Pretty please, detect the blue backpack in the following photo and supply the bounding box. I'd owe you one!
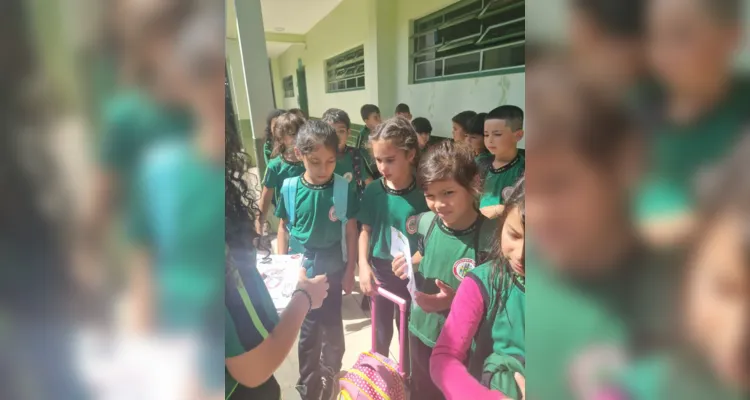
[281,174,350,261]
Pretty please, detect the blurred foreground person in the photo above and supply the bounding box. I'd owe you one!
[0,0,88,398]
[607,135,750,400]
[525,68,678,400]
[636,0,749,247]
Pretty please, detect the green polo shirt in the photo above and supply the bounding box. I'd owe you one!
[263,156,305,205]
[334,146,372,197]
[480,150,525,208]
[409,212,494,347]
[636,77,750,220]
[357,177,429,260]
[225,250,281,399]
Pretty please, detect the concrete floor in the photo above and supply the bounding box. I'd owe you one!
[276,285,404,400]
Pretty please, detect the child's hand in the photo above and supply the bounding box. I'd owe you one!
[414,280,455,313]
[342,268,356,295]
[392,253,408,280]
[358,263,378,296]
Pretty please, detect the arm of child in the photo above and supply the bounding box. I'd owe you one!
[343,218,358,294]
[412,250,423,266]
[225,290,312,388]
[125,247,154,334]
[430,277,504,400]
[277,219,289,255]
[358,224,376,296]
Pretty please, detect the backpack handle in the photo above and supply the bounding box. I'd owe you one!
[370,287,409,378]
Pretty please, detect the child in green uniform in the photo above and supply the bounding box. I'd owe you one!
[479,105,525,219]
[263,109,286,166]
[322,108,373,199]
[637,0,750,247]
[451,110,476,143]
[524,78,672,400]
[357,104,382,179]
[276,120,360,400]
[412,117,433,153]
[607,136,750,400]
[357,117,428,366]
[225,107,330,400]
[258,112,306,235]
[395,103,413,121]
[432,177,525,399]
[392,141,495,399]
[466,112,492,162]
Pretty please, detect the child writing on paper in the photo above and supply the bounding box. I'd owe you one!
[357,117,428,366]
[392,141,495,399]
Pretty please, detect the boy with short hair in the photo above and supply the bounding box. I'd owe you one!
[479,105,525,219]
[395,103,412,121]
[411,117,433,152]
[322,108,373,199]
[357,104,382,178]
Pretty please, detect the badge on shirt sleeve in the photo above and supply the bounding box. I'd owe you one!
[452,258,476,280]
[329,206,338,221]
[406,215,418,235]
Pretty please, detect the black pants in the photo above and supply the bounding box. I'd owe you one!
[409,333,445,400]
[370,258,411,374]
[297,271,345,400]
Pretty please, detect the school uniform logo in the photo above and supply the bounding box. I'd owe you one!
[343,172,353,182]
[406,215,418,234]
[452,258,476,280]
[569,343,628,399]
[502,186,514,202]
[329,206,338,221]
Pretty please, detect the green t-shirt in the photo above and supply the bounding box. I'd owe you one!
[262,140,273,167]
[479,150,525,208]
[636,77,750,220]
[335,146,372,196]
[525,247,678,400]
[357,177,429,260]
[356,126,378,177]
[275,175,359,274]
[263,156,305,204]
[409,212,494,347]
[129,140,224,330]
[225,250,281,399]
[99,90,193,202]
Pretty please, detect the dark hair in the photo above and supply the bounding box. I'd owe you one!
[411,117,433,135]
[697,0,742,23]
[452,111,477,131]
[467,112,488,136]
[288,108,306,119]
[418,140,480,196]
[265,109,286,143]
[395,103,411,114]
[322,108,351,129]
[296,120,340,155]
[571,0,645,38]
[360,104,381,121]
[487,105,524,132]
[272,112,305,157]
[370,117,421,167]
[488,177,526,325]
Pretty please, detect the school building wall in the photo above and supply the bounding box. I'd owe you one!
[270,0,526,141]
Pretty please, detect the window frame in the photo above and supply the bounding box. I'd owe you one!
[282,75,294,98]
[409,0,525,84]
[325,45,366,93]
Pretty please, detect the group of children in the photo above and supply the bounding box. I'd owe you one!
[258,102,526,400]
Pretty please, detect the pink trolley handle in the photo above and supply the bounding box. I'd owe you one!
[370,286,409,378]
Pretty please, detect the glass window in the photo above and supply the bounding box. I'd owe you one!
[326,45,365,92]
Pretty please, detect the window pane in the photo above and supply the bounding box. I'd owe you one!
[440,19,481,44]
[357,76,365,87]
[415,60,442,80]
[482,43,524,70]
[337,81,346,90]
[346,78,356,88]
[444,52,481,75]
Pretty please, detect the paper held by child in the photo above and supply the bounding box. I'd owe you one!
[390,226,417,302]
[256,253,304,312]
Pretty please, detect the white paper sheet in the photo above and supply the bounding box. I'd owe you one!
[390,227,416,302]
[256,253,304,312]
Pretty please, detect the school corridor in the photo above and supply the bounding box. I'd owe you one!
[226,0,527,173]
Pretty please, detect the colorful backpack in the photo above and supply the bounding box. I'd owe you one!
[281,173,349,261]
[338,287,409,400]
